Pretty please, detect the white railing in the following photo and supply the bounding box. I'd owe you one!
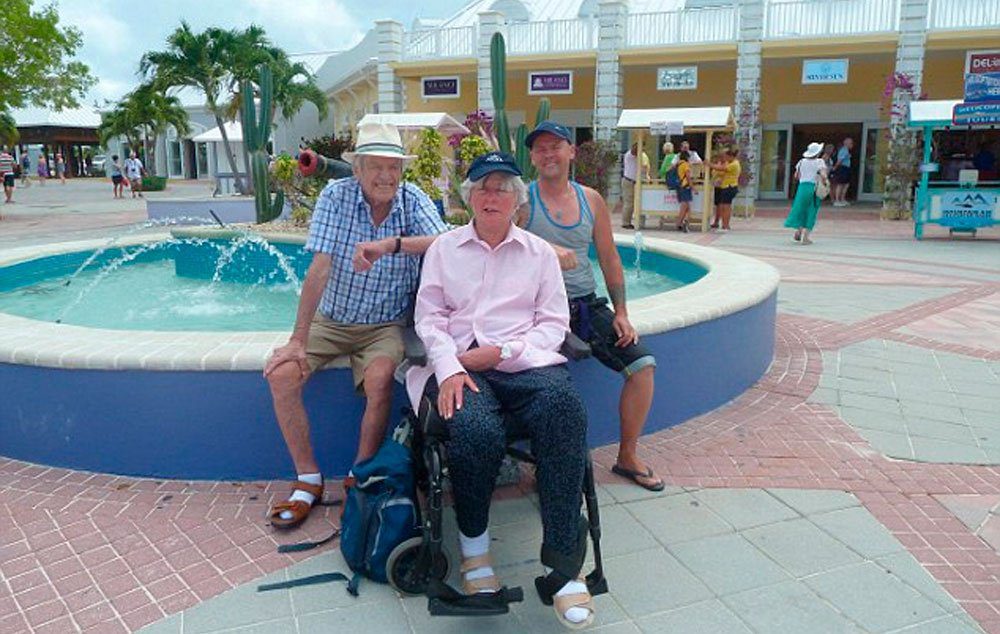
[765,0,898,39]
[402,26,476,60]
[507,18,598,55]
[929,0,1000,30]
[625,6,739,49]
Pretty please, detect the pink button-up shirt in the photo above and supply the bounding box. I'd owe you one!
[405,222,569,408]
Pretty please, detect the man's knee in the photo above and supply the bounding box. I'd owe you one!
[362,357,396,400]
[267,361,308,398]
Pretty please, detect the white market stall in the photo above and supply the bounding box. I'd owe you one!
[191,121,246,195]
[616,107,735,231]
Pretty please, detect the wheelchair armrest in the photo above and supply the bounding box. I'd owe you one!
[560,331,591,360]
[402,327,427,367]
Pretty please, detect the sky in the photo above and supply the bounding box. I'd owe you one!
[55,0,468,107]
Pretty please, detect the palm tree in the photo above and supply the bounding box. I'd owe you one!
[140,22,247,192]
[129,84,191,175]
[97,103,142,155]
[0,111,19,148]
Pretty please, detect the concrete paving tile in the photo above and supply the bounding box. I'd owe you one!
[809,507,906,559]
[838,407,909,433]
[603,549,713,618]
[742,518,863,577]
[507,571,629,633]
[972,427,1000,449]
[181,569,291,634]
[838,354,892,371]
[766,489,860,517]
[837,377,897,399]
[838,365,894,384]
[905,417,978,444]
[489,497,542,528]
[591,504,660,559]
[909,437,989,464]
[668,533,791,595]
[691,488,799,530]
[722,580,864,634]
[285,550,398,616]
[400,593,527,634]
[803,562,946,632]
[885,614,986,633]
[956,394,1000,414]
[900,402,966,425]
[486,519,544,581]
[808,386,839,405]
[602,483,686,505]
[136,614,180,634]
[946,378,1000,398]
[853,429,914,459]
[934,494,1000,532]
[625,493,733,546]
[965,407,1000,427]
[636,599,751,634]
[297,600,410,634]
[892,386,960,407]
[589,623,642,634]
[874,551,965,614]
[840,392,903,414]
[216,618,299,634]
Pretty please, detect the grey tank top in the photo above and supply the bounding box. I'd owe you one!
[525,181,596,299]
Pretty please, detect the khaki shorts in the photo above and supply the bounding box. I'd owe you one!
[306,315,405,388]
[620,177,636,225]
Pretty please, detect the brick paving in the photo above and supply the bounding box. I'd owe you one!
[1,196,999,632]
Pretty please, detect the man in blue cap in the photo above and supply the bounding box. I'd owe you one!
[518,121,664,492]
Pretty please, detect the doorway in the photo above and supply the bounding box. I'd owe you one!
[791,123,863,200]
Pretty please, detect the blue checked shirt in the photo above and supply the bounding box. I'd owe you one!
[305,178,448,324]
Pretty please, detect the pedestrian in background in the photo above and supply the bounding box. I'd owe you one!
[710,148,741,232]
[784,142,828,245]
[1,147,17,206]
[831,137,853,207]
[36,154,48,185]
[110,155,125,199]
[619,142,650,229]
[55,153,66,184]
[19,153,30,186]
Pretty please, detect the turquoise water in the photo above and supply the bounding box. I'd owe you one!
[0,241,705,331]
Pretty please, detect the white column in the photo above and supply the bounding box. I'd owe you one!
[596,0,627,204]
[477,11,506,116]
[375,20,404,114]
[734,0,764,204]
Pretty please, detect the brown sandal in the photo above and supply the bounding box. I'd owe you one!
[552,579,596,630]
[268,480,324,529]
[460,553,501,595]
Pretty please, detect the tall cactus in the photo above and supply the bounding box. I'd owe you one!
[240,64,285,223]
[489,32,552,180]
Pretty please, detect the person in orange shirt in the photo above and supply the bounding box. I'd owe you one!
[710,149,741,232]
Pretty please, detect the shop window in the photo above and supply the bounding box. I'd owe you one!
[169,140,182,176]
[196,143,209,177]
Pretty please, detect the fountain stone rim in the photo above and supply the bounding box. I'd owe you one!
[0,232,779,372]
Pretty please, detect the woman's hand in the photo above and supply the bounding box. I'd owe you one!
[438,372,479,420]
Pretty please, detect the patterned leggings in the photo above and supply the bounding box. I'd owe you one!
[425,365,588,558]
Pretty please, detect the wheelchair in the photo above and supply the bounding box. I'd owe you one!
[385,332,609,617]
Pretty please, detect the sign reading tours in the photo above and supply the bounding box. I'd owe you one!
[952,102,1000,126]
[964,50,1000,104]
[528,71,573,95]
[801,59,849,84]
[421,76,460,99]
[657,66,698,91]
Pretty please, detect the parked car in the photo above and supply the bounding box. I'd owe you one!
[91,154,107,176]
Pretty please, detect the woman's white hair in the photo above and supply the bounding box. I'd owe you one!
[460,173,529,207]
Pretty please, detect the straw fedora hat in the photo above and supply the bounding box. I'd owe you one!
[342,122,415,164]
[803,142,824,158]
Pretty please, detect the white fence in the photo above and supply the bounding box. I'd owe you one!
[402,26,476,61]
[507,18,598,55]
[765,0,898,39]
[625,6,738,48]
[928,0,1000,30]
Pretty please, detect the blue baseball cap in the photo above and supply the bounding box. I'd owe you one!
[467,151,522,181]
[525,120,573,148]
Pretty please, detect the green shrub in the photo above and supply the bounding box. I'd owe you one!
[141,175,168,191]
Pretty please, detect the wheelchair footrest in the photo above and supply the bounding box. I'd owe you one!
[427,582,524,617]
[586,571,609,597]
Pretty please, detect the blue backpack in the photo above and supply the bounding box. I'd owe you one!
[266,428,420,597]
[339,437,421,591]
[664,165,681,190]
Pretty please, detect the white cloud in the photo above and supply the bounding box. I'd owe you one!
[243,0,363,51]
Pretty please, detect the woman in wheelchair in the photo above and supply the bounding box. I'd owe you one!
[405,152,596,628]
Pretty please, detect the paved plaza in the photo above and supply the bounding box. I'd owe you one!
[1,181,999,633]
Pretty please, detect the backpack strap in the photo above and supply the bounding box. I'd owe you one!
[276,526,341,553]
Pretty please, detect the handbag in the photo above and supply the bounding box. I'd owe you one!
[814,173,830,200]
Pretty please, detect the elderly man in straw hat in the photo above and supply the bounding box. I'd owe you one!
[264,121,448,529]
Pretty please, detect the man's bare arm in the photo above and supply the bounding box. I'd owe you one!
[290,253,332,344]
[586,187,628,315]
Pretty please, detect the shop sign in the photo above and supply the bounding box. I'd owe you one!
[802,59,849,84]
[657,66,698,91]
[952,102,1000,126]
[650,120,684,136]
[964,51,1000,103]
[937,190,996,222]
[919,162,939,174]
[528,71,573,95]
[421,76,460,99]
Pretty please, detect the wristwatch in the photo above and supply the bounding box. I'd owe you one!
[499,342,514,360]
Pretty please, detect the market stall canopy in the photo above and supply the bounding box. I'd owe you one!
[908,99,962,127]
[191,121,244,143]
[358,113,470,136]
[616,107,734,131]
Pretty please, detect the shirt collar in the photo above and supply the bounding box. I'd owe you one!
[456,220,528,249]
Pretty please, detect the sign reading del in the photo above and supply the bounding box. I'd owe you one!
[964,50,1000,104]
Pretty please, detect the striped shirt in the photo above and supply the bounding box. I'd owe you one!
[305,178,448,324]
[0,153,15,176]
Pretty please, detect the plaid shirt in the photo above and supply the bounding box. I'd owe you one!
[305,178,448,324]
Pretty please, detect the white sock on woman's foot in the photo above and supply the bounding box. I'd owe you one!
[459,530,495,586]
[545,567,591,624]
[279,472,321,521]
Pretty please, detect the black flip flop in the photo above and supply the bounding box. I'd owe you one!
[611,464,665,492]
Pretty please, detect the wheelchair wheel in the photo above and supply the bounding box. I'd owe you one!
[386,536,451,596]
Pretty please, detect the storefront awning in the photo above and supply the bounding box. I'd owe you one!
[908,99,962,127]
[358,113,470,136]
[190,122,244,143]
[616,107,734,131]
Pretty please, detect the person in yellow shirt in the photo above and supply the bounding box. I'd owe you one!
[674,151,694,232]
[710,149,741,232]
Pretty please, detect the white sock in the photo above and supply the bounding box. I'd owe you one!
[459,530,495,586]
[279,472,322,521]
[545,567,591,624]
